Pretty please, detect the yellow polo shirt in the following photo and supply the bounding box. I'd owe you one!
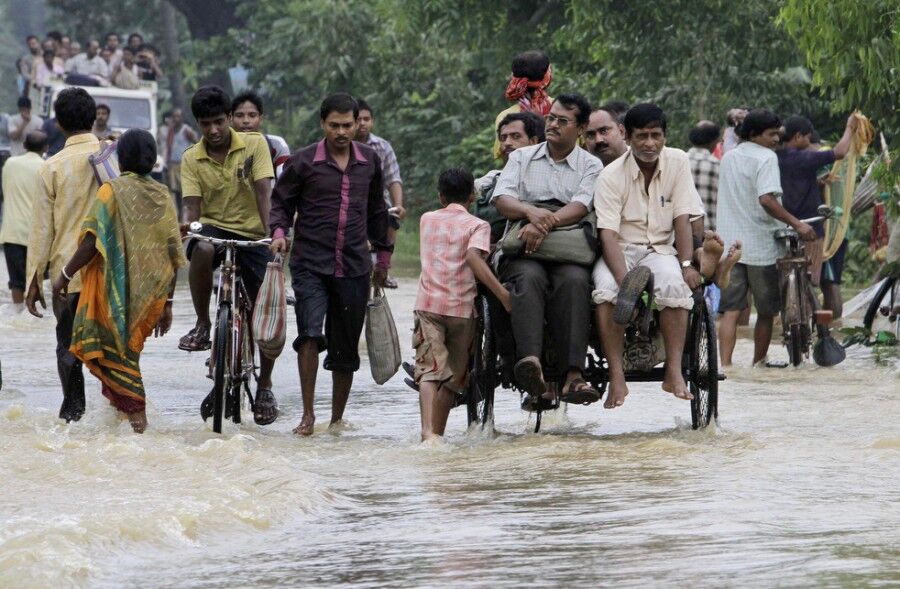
[180,129,274,238]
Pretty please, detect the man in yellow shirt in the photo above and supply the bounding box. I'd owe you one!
[25,88,100,422]
[179,86,279,426]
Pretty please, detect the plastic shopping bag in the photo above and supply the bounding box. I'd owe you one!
[252,255,287,360]
[365,285,401,384]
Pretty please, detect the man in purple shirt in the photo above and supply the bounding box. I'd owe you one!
[270,93,392,437]
[778,114,856,310]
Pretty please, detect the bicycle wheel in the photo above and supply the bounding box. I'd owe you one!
[689,299,718,429]
[788,323,803,367]
[211,306,232,434]
[863,276,895,332]
[467,295,496,428]
[232,303,256,425]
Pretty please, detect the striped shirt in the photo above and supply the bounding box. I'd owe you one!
[415,204,490,319]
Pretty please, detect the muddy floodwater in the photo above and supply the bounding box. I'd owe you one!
[0,277,897,588]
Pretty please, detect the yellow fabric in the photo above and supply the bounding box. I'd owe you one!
[26,132,101,294]
[0,152,43,245]
[180,129,274,238]
[70,174,187,410]
[822,111,875,260]
[594,148,702,255]
[492,104,522,161]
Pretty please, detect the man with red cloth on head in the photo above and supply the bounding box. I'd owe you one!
[491,50,552,161]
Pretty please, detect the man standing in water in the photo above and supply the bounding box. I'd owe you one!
[25,88,100,422]
[270,93,392,436]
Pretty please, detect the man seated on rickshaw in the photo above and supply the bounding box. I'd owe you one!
[492,93,604,406]
[592,103,701,409]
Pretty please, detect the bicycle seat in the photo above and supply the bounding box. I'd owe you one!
[773,228,797,241]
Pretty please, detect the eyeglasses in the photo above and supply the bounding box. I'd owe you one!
[545,114,572,128]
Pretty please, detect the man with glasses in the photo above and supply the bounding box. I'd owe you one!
[491,94,603,408]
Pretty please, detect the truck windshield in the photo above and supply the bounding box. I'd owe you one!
[97,97,152,131]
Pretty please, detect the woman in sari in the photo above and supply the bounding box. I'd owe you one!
[53,129,186,432]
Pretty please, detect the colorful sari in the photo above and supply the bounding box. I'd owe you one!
[70,173,187,413]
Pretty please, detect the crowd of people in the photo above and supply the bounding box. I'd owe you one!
[0,47,861,440]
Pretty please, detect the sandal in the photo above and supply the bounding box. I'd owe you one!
[560,378,601,405]
[179,324,211,352]
[253,388,279,426]
[614,266,653,326]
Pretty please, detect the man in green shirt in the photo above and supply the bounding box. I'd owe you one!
[179,85,279,425]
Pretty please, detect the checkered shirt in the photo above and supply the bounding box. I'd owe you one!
[688,147,719,231]
[415,204,491,319]
[365,133,402,203]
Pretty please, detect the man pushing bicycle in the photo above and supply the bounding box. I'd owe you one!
[179,85,279,426]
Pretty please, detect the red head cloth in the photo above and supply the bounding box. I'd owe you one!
[504,66,553,116]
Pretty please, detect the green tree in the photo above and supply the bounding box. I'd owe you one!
[779,0,899,140]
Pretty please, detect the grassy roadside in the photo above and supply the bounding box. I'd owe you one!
[391,225,421,278]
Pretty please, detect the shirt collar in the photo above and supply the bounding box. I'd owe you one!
[63,132,100,148]
[195,128,245,161]
[445,203,468,213]
[532,141,578,169]
[624,148,664,182]
[313,139,369,165]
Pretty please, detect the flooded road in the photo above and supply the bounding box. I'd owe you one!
[1,276,897,588]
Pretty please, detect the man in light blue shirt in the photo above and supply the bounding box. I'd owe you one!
[716,109,816,367]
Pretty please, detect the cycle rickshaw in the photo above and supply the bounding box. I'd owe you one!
[463,268,723,433]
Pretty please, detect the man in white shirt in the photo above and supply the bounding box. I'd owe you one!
[66,39,110,81]
[7,97,44,156]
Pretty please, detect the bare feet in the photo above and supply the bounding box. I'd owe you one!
[662,367,693,400]
[128,410,147,434]
[699,231,724,280]
[604,376,629,409]
[714,241,743,289]
[293,415,315,436]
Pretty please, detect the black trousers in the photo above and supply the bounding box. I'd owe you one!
[499,258,591,376]
[53,293,85,419]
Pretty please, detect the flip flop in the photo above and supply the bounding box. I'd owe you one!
[560,377,601,405]
[614,266,653,326]
[253,388,279,425]
[179,324,211,352]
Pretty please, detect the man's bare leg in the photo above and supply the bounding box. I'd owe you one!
[419,381,437,441]
[597,304,628,408]
[294,340,318,436]
[430,386,456,438]
[719,309,740,367]
[753,314,774,366]
[330,370,353,426]
[188,242,214,330]
[822,282,843,319]
[659,307,693,400]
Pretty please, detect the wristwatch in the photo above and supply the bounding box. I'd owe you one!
[680,260,692,269]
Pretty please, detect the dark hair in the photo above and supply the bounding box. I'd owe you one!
[623,103,667,134]
[17,96,31,109]
[191,85,232,120]
[122,46,134,55]
[688,123,721,147]
[782,115,814,142]
[26,35,38,43]
[42,48,55,59]
[598,101,629,124]
[810,130,821,144]
[24,131,47,153]
[128,33,143,44]
[96,103,110,114]
[554,94,591,126]
[138,43,159,56]
[511,50,550,81]
[54,87,96,133]
[438,166,475,204]
[105,32,119,42]
[232,90,264,116]
[737,108,781,140]
[357,98,373,116]
[497,111,545,142]
[319,93,358,120]
[116,129,157,175]
[47,31,63,44]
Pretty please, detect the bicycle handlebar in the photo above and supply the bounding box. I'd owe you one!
[185,232,272,248]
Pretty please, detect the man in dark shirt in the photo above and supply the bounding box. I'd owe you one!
[271,93,392,437]
[778,114,856,310]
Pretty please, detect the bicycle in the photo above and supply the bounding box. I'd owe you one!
[185,222,272,433]
[773,206,836,366]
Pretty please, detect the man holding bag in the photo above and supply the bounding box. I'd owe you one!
[270,93,393,437]
[491,93,603,408]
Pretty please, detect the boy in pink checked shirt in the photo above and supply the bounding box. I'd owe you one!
[414,167,511,441]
